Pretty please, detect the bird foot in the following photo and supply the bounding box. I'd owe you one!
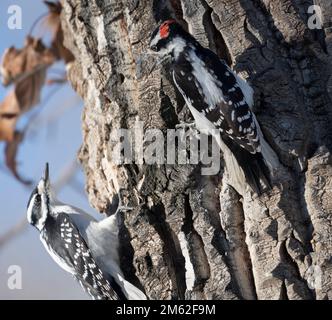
[176,122,200,140]
[176,122,196,130]
[116,205,134,214]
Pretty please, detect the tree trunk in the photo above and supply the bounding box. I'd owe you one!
[60,0,332,300]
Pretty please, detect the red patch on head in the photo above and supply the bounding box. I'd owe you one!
[159,19,176,39]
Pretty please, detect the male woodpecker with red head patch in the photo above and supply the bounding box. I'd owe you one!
[150,20,279,195]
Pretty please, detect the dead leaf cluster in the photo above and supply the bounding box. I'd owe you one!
[0,1,74,184]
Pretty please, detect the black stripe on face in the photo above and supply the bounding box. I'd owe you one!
[27,187,38,208]
[150,26,159,43]
[28,193,42,227]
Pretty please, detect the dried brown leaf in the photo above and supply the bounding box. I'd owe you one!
[51,27,75,63]
[15,67,47,113]
[0,60,46,138]
[0,37,55,137]
[43,1,74,63]
[0,117,17,141]
[0,36,55,86]
[5,131,32,185]
[0,91,20,141]
[46,77,67,85]
[43,1,62,32]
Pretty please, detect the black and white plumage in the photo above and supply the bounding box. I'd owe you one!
[26,163,146,300]
[150,20,279,194]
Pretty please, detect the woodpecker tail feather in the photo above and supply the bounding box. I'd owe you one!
[254,122,280,175]
[233,146,271,195]
[117,274,147,300]
[216,135,271,195]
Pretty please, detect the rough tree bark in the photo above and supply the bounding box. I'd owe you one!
[60,0,332,300]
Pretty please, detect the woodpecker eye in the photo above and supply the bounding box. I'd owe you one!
[32,194,42,214]
[35,194,41,205]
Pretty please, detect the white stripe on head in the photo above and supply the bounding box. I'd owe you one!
[37,192,49,230]
[26,178,50,231]
[27,193,37,225]
[150,31,162,48]
[37,178,46,194]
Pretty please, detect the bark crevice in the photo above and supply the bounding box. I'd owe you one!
[182,193,211,293]
[147,201,187,299]
[219,186,257,300]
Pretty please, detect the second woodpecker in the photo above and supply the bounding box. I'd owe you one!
[150,20,278,194]
[26,163,146,300]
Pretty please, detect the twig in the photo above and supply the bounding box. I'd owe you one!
[68,178,86,197]
[23,83,66,135]
[53,159,79,194]
[26,94,81,138]
[0,217,27,249]
[28,12,50,37]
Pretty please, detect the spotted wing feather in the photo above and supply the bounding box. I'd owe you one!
[41,213,124,300]
[198,49,261,153]
[173,47,260,154]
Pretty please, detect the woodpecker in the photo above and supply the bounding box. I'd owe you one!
[150,20,279,194]
[26,163,147,300]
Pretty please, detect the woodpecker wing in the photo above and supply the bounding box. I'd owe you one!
[173,47,261,154]
[199,49,261,153]
[40,212,125,300]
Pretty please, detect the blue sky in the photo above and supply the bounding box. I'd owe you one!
[0,0,97,299]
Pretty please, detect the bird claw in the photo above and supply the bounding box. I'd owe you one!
[175,122,196,130]
[118,206,134,212]
[114,204,134,215]
[176,122,200,140]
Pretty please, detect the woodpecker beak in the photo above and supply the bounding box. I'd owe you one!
[43,162,51,195]
[36,162,51,202]
[44,162,49,183]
